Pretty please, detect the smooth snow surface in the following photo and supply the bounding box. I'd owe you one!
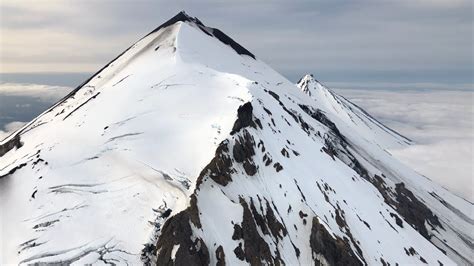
[1,12,472,265]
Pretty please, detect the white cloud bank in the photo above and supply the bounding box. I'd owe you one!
[335,88,473,202]
[0,83,72,102]
[0,83,72,140]
[0,121,26,140]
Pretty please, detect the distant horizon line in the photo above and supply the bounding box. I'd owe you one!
[1,72,473,91]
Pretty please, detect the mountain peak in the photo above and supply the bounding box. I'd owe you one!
[297,73,324,97]
[146,11,256,60]
[1,12,471,266]
[147,11,204,35]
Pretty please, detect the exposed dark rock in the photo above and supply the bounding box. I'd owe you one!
[0,162,27,179]
[262,153,272,166]
[310,217,363,266]
[267,90,280,101]
[371,175,395,205]
[335,209,345,228]
[273,162,283,172]
[188,194,201,228]
[148,11,255,59]
[257,140,265,152]
[32,219,59,230]
[280,148,289,158]
[294,180,306,202]
[292,243,301,258]
[216,245,226,266]
[299,104,343,139]
[299,211,308,219]
[265,90,312,134]
[356,215,371,230]
[249,198,269,235]
[395,183,443,239]
[390,212,404,228]
[161,209,172,218]
[209,28,256,59]
[371,176,443,239]
[232,197,274,265]
[0,134,23,157]
[299,104,374,183]
[232,224,243,240]
[232,130,257,176]
[322,139,337,161]
[234,243,245,261]
[231,102,257,134]
[198,140,233,186]
[262,106,272,115]
[265,200,287,240]
[154,210,209,266]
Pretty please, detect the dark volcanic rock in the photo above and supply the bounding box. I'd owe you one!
[395,183,443,238]
[198,140,234,186]
[154,210,209,266]
[372,176,444,241]
[231,102,257,135]
[233,130,257,176]
[0,162,27,179]
[216,245,226,266]
[0,134,22,157]
[299,104,343,138]
[148,11,255,59]
[232,197,275,265]
[310,217,363,266]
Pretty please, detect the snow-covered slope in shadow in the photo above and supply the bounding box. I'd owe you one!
[0,11,472,265]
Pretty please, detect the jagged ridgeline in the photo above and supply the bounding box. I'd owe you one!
[1,11,472,265]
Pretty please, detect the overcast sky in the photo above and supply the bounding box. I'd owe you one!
[0,0,472,84]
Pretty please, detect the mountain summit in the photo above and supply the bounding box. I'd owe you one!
[1,12,472,265]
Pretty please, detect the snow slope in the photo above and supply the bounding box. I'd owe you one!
[1,11,472,265]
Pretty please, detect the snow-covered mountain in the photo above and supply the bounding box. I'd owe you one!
[1,11,472,265]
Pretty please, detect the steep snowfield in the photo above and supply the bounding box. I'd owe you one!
[297,76,474,265]
[296,74,412,150]
[1,12,472,265]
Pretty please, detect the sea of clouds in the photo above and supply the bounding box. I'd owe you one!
[0,83,472,201]
[0,83,71,139]
[335,88,473,202]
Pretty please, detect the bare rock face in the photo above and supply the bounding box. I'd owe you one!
[0,135,22,157]
[310,217,363,266]
[155,211,210,266]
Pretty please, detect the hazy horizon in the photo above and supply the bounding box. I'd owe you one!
[1,1,472,86]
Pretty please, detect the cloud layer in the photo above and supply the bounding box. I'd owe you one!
[335,88,473,201]
[0,83,72,139]
[0,121,25,140]
[0,83,72,102]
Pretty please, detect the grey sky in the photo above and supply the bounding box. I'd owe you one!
[0,0,472,84]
